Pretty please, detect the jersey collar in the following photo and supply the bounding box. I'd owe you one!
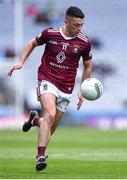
[60,26,76,40]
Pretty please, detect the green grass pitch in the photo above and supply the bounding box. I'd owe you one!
[0,127,127,179]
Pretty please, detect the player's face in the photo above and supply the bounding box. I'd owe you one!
[65,17,84,36]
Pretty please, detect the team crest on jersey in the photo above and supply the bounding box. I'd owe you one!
[73,45,79,53]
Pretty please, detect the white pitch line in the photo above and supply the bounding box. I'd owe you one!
[48,152,127,159]
[1,152,127,160]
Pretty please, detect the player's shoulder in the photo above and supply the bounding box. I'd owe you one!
[43,27,60,33]
[48,27,60,33]
[77,31,89,43]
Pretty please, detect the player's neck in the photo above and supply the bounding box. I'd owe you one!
[62,26,75,37]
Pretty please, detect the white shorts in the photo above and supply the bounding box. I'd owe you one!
[36,80,72,112]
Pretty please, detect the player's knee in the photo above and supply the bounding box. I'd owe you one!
[46,112,55,127]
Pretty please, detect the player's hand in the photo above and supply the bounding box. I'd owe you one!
[77,91,84,110]
[8,62,23,76]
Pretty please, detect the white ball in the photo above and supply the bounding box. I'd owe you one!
[81,78,103,100]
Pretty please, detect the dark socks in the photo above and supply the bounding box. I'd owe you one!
[32,116,40,126]
[37,146,46,157]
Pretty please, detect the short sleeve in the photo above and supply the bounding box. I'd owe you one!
[36,29,48,46]
[82,39,92,61]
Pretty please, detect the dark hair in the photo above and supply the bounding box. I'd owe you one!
[66,6,85,19]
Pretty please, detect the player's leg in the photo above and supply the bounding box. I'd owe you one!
[44,109,64,148]
[48,89,72,135]
[50,90,71,135]
[22,107,64,134]
[22,108,64,133]
[22,80,55,132]
[36,93,56,171]
[36,94,67,171]
[51,109,64,135]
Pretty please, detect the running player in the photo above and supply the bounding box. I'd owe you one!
[8,6,92,171]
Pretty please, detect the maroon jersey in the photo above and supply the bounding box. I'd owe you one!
[36,27,92,94]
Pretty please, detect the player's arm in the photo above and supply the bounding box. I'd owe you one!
[81,58,92,82]
[77,59,92,110]
[8,38,38,76]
